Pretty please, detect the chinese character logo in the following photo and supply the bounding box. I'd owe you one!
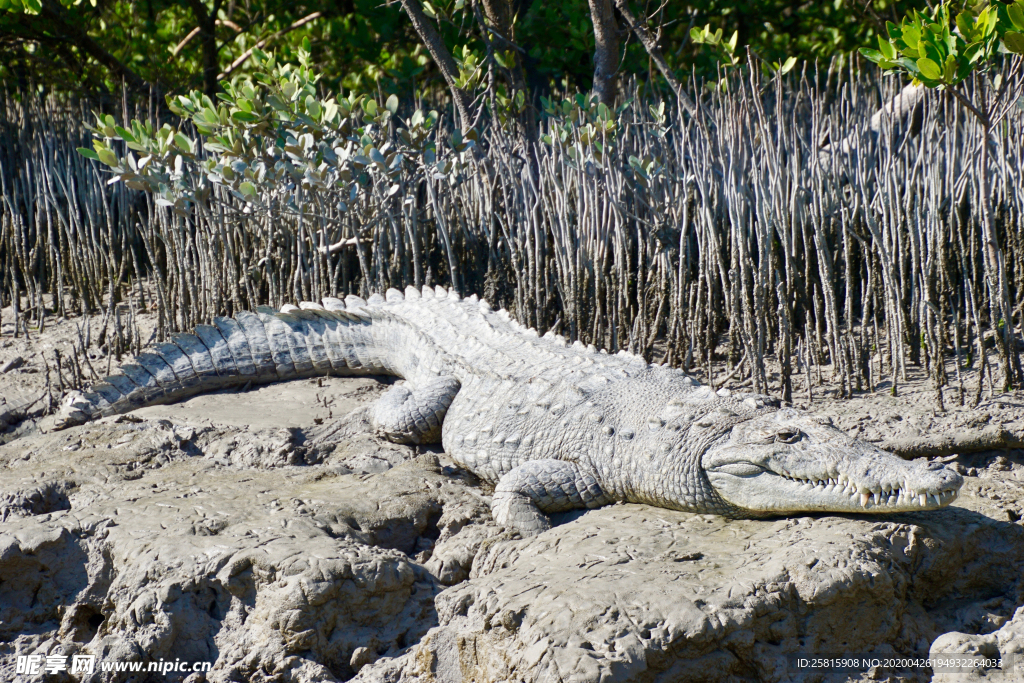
[14,647,88,677]
[71,654,96,674]
[44,646,68,675]
[15,654,42,676]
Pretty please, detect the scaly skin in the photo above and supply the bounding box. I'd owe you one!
[56,286,963,536]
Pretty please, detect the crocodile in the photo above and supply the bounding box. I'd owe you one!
[56,286,963,536]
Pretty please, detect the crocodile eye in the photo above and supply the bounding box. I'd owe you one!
[775,429,802,444]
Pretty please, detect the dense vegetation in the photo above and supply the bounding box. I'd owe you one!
[1,0,925,100]
[0,0,1023,413]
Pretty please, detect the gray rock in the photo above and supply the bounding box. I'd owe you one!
[0,412,484,682]
[354,500,1024,683]
[0,355,25,373]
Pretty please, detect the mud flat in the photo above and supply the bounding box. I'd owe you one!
[2,309,1024,682]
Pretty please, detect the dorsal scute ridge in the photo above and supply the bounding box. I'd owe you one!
[280,304,301,313]
[299,301,325,311]
[308,289,575,379]
[313,308,345,322]
[288,307,326,322]
[427,299,519,371]
[322,297,346,311]
[536,329,568,350]
[344,306,370,322]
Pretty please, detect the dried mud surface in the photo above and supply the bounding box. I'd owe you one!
[2,307,1024,683]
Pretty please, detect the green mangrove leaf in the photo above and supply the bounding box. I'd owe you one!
[916,56,942,80]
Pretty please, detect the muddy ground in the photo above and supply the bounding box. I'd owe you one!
[1,302,1023,682]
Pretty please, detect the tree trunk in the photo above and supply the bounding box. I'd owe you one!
[400,0,477,133]
[201,15,219,98]
[612,0,697,117]
[818,83,926,160]
[587,0,620,106]
[475,0,537,141]
[183,0,224,98]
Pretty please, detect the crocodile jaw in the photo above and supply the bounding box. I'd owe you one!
[701,409,964,514]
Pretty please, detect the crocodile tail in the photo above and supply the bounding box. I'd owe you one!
[54,299,379,429]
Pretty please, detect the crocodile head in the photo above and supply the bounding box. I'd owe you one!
[702,408,963,514]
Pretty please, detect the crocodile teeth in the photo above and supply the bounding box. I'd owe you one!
[860,493,870,507]
[919,494,928,507]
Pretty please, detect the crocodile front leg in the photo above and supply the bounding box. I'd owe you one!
[371,376,460,444]
[492,459,613,536]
